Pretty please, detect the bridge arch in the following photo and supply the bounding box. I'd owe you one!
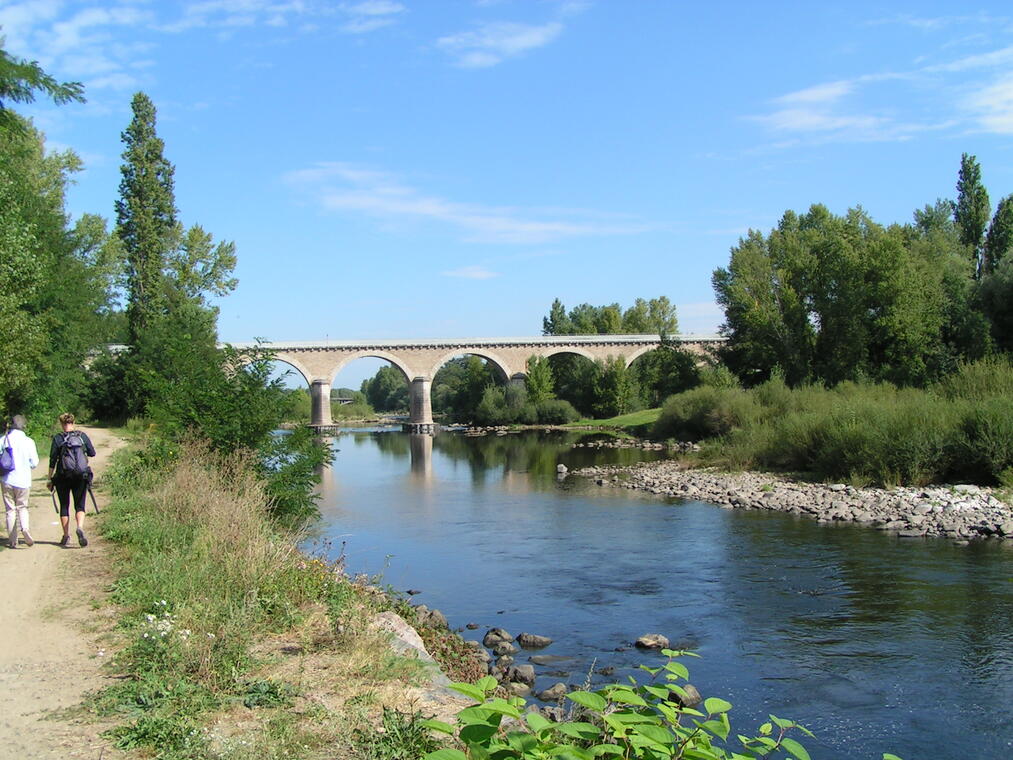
[268,352,315,388]
[329,351,413,387]
[428,349,513,382]
[535,346,597,366]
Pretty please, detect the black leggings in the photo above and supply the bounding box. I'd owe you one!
[55,477,88,517]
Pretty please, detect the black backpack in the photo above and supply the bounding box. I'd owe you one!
[58,432,89,478]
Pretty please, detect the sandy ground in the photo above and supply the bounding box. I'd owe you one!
[0,426,126,760]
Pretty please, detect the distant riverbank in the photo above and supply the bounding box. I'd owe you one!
[575,459,1013,542]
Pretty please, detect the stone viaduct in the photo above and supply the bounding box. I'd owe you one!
[229,334,723,432]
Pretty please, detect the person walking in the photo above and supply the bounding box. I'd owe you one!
[2,415,40,549]
[47,413,96,548]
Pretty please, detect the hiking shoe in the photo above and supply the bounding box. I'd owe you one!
[7,536,16,549]
[76,529,88,547]
[22,532,33,547]
[59,534,70,547]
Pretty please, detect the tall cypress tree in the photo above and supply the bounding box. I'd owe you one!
[115,92,177,343]
[983,194,1013,276]
[954,153,990,277]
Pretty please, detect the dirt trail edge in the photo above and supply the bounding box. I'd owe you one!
[0,426,127,760]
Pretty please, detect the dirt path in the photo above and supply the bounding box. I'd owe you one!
[0,426,126,760]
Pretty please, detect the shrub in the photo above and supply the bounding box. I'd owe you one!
[535,399,579,424]
[951,398,1013,483]
[653,386,759,441]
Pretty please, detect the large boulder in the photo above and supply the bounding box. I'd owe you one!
[517,632,553,649]
[673,683,702,708]
[483,628,514,647]
[493,641,518,656]
[507,664,536,685]
[537,682,568,701]
[635,634,670,650]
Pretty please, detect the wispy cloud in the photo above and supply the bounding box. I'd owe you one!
[442,265,500,279]
[437,21,563,68]
[159,1,314,33]
[965,73,1013,134]
[284,162,651,244]
[338,1,406,34]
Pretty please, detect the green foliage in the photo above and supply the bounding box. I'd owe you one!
[432,356,500,423]
[955,152,990,273]
[713,202,987,389]
[362,365,410,412]
[592,357,638,418]
[423,653,846,760]
[654,360,1013,486]
[353,707,444,760]
[525,355,556,404]
[0,42,84,134]
[535,399,580,424]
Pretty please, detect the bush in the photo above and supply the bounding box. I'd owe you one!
[653,386,758,441]
[535,399,579,424]
[952,398,1013,483]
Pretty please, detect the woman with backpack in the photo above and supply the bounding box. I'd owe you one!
[47,413,96,547]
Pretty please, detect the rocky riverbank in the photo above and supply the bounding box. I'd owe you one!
[574,460,1013,542]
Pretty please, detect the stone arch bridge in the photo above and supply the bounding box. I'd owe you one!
[230,334,723,432]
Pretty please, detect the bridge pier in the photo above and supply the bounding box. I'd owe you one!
[309,379,333,428]
[404,377,437,434]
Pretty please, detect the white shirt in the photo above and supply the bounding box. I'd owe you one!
[2,429,39,489]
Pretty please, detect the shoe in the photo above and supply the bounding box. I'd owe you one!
[7,536,16,549]
[59,534,70,547]
[22,532,33,547]
[76,529,88,547]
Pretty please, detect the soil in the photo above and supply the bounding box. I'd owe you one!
[0,426,127,760]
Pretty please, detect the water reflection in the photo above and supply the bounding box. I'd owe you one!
[312,429,1013,760]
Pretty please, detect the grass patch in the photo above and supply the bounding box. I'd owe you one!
[95,439,472,759]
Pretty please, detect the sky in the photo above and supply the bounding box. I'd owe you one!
[4,0,1013,387]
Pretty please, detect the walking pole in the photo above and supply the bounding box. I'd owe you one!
[87,483,100,514]
[50,487,59,516]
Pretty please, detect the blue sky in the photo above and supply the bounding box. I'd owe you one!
[4,1,1013,386]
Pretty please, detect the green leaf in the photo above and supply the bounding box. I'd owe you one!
[525,712,553,733]
[882,755,904,760]
[758,722,772,736]
[556,722,602,740]
[704,697,732,714]
[589,745,625,757]
[476,675,498,693]
[477,698,523,719]
[420,719,456,735]
[769,715,793,730]
[780,738,811,760]
[643,685,670,700]
[633,724,673,746]
[607,688,647,707]
[449,683,487,702]
[566,691,607,712]
[506,731,539,753]
[664,661,690,680]
[460,722,499,745]
[423,751,468,760]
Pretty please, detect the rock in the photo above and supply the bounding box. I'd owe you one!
[406,589,422,595]
[466,623,479,630]
[557,464,568,474]
[998,521,1013,536]
[673,683,702,708]
[953,484,981,495]
[635,634,670,650]
[495,655,515,667]
[507,664,536,685]
[483,628,514,647]
[537,682,568,701]
[517,632,553,649]
[493,641,518,656]
[595,666,615,676]
[507,682,531,697]
[529,655,573,665]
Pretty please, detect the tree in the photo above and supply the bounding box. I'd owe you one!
[983,194,1013,276]
[362,365,408,411]
[0,42,84,133]
[591,357,636,418]
[954,153,990,277]
[525,355,555,404]
[116,92,178,343]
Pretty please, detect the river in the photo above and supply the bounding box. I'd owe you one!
[310,428,1013,760]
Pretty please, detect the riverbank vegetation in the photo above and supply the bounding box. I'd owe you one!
[654,358,1013,488]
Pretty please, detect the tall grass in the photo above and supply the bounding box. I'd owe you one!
[653,358,1013,487]
[98,441,353,757]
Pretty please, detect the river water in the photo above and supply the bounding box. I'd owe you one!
[310,428,1013,760]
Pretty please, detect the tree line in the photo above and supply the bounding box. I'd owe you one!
[1,46,324,521]
[713,154,1011,388]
